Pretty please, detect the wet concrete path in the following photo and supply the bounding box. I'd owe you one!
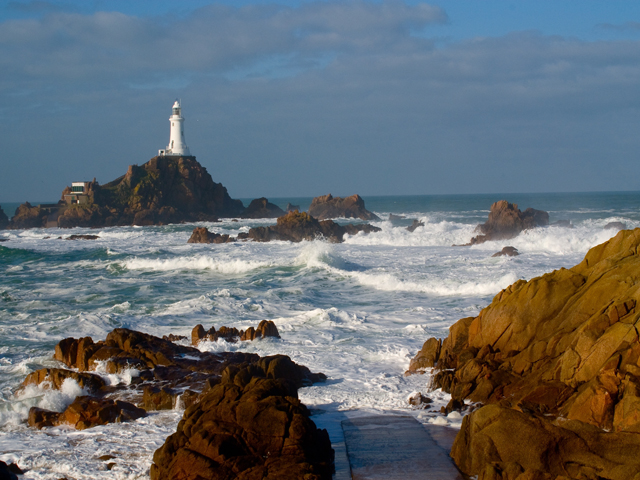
[341,415,464,480]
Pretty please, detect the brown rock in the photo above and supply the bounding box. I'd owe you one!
[28,407,60,429]
[308,193,380,221]
[187,227,235,244]
[243,210,380,243]
[150,368,332,480]
[467,200,548,245]
[6,202,48,229]
[59,396,146,429]
[241,197,286,219]
[21,368,105,392]
[142,386,178,411]
[407,337,441,373]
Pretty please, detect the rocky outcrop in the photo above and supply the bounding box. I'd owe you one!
[24,325,326,441]
[238,210,381,243]
[149,358,333,480]
[409,228,640,479]
[0,206,8,229]
[187,227,235,244]
[492,246,519,257]
[467,200,548,245]
[242,197,286,219]
[6,202,49,229]
[192,320,280,345]
[308,194,380,221]
[66,234,99,240]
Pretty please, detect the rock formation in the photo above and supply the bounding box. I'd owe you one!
[466,200,548,245]
[605,221,627,231]
[187,227,235,244]
[149,358,333,480]
[408,228,640,479]
[237,210,381,243]
[0,206,8,230]
[6,202,49,229]
[286,203,301,212]
[308,194,380,221]
[192,320,280,345]
[241,197,286,219]
[407,219,425,232]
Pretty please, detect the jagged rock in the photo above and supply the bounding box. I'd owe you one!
[187,227,235,244]
[6,202,48,229]
[21,368,106,392]
[66,234,100,240]
[308,193,380,221]
[410,228,640,478]
[407,392,432,406]
[238,210,381,243]
[192,320,280,345]
[286,203,301,212]
[466,200,548,245]
[149,358,332,480]
[162,334,187,342]
[407,219,424,232]
[0,206,8,230]
[142,385,179,411]
[605,221,627,230]
[491,246,519,257]
[407,337,442,372]
[242,197,286,219]
[0,461,22,479]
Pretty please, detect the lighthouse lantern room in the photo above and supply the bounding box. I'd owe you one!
[158,100,191,157]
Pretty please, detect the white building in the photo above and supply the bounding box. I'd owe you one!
[158,100,191,157]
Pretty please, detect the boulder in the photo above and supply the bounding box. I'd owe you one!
[21,368,106,392]
[492,246,519,257]
[0,206,8,230]
[308,193,380,221]
[150,361,333,480]
[239,210,381,243]
[0,461,21,480]
[187,227,235,244]
[242,197,286,219]
[409,228,640,478]
[467,200,548,245]
[192,320,280,345]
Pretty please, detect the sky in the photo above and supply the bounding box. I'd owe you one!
[3,1,640,203]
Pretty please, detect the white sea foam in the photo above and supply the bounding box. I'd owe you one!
[119,255,271,274]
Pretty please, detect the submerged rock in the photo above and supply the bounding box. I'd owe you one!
[187,227,235,244]
[409,228,640,479]
[242,197,285,219]
[66,234,100,240]
[308,193,380,221]
[238,210,380,243]
[491,246,519,257]
[466,200,548,245]
[407,219,424,232]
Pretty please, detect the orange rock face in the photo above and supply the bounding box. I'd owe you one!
[409,229,640,479]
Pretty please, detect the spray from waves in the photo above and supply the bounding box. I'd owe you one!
[0,379,88,430]
[295,242,518,296]
[344,218,477,247]
[118,255,272,274]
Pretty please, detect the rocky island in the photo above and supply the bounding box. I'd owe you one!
[409,228,640,479]
[2,156,289,229]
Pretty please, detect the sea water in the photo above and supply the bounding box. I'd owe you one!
[0,192,638,479]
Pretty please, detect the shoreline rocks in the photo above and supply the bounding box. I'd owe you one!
[409,228,640,479]
[491,246,519,257]
[308,193,380,221]
[465,200,548,245]
[241,197,286,219]
[187,227,235,244]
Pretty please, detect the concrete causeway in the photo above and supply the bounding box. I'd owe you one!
[341,415,464,480]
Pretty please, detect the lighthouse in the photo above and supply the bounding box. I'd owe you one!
[158,100,191,157]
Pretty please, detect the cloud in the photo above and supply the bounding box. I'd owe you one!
[3,1,640,200]
[596,21,640,32]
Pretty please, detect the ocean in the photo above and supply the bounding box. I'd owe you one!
[0,192,637,479]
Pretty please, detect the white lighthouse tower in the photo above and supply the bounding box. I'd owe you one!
[158,100,191,157]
